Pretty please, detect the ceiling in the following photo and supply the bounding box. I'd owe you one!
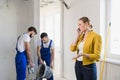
[40,0,58,8]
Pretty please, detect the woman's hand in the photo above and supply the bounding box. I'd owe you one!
[77,28,82,36]
[72,53,82,60]
[71,28,82,46]
[72,57,77,60]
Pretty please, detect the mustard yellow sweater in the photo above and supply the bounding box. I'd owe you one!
[70,31,102,65]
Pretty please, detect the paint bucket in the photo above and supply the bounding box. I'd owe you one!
[37,64,53,79]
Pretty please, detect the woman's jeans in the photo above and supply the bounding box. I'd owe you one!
[75,60,97,80]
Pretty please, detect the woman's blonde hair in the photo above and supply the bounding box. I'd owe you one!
[79,17,93,28]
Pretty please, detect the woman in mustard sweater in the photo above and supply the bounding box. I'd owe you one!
[70,17,102,80]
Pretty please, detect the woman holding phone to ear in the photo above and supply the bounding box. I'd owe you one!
[70,17,102,80]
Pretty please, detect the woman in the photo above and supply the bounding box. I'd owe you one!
[70,17,102,80]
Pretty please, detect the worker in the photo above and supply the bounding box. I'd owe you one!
[15,26,37,80]
[37,32,55,80]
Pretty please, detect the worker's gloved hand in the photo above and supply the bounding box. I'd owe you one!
[39,59,44,64]
[29,61,34,67]
[27,63,35,74]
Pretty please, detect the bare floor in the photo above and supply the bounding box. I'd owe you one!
[27,74,66,80]
[38,77,66,80]
[43,75,66,80]
[54,76,66,80]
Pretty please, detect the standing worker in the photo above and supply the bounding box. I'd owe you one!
[37,32,55,80]
[15,26,37,80]
[70,17,102,80]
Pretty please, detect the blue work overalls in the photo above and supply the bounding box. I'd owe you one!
[15,36,27,80]
[38,40,54,80]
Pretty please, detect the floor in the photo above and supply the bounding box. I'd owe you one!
[36,77,66,80]
[26,73,66,80]
[54,76,66,80]
[42,74,66,80]
[26,67,66,80]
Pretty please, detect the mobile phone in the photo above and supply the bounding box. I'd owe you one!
[77,28,80,32]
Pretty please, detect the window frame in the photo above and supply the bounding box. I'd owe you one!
[100,0,120,60]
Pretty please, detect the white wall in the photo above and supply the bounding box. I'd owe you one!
[63,0,100,79]
[0,1,17,80]
[0,0,39,80]
[99,60,120,80]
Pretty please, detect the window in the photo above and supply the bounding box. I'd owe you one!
[40,14,60,43]
[101,0,120,60]
[40,1,63,75]
[109,0,120,55]
[45,15,54,40]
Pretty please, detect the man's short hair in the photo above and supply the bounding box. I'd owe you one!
[28,26,37,34]
[40,32,48,38]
